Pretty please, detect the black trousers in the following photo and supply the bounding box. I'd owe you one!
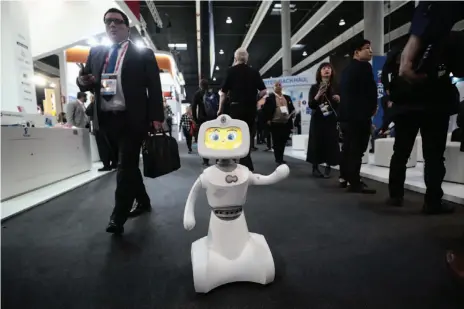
[389,111,449,203]
[94,130,112,167]
[271,122,290,163]
[100,112,150,224]
[182,128,192,151]
[340,121,371,187]
[264,124,272,149]
[229,103,255,171]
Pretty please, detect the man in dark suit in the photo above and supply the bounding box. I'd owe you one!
[77,8,164,234]
[338,39,377,194]
[192,79,217,167]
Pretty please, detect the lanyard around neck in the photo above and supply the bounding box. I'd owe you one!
[103,42,129,73]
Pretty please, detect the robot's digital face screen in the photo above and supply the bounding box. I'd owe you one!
[204,127,243,150]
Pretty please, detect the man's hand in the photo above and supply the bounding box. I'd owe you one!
[152,121,163,130]
[387,101,393,108]
[77,65,96,86]
[399,35,428,83]
[332,94,340,102]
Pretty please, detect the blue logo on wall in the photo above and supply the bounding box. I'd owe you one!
[23,127,30,137]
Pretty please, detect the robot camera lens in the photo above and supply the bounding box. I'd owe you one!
[221,116,226,123]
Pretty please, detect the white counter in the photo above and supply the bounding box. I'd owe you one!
[1,127,92,201]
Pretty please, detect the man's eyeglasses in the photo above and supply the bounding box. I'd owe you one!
[104,18,125,26]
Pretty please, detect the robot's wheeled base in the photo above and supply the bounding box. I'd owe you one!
[191,233,275,293]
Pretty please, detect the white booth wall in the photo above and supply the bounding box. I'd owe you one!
[28,0,133,59]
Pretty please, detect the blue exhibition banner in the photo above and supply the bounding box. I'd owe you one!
[372,55,386,129]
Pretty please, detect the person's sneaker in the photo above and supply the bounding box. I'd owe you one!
[422,201,455,215]
[264,148,272,152]
[323,166,331,178]
[386,197,404,207]
[188,150,192,154]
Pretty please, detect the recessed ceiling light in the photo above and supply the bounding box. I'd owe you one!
[213,77,217,81]
[339,19,346,26]
[49,82,56,88]
[215,66,219,71]
[291,44,305,50]
[168,43,188,50]
[226,17,232,24]
[302,51,307,57]
[135,40,145,49]
[219,49,224,55]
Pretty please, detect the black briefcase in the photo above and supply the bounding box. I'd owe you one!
[142,132,181,178]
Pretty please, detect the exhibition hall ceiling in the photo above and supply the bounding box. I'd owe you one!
[144,0,416,100]
[38,1,422,101]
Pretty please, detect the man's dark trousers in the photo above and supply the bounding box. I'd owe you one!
[340,121,371,187]
[389,111,449,203]
[100,111,150,224]
[229,103,255,171]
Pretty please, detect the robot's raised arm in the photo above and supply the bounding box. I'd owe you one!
[250,164,290,186]
[183,176,203,230]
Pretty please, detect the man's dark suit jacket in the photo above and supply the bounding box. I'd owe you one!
[338,59,377,123]
[77,41,164,132]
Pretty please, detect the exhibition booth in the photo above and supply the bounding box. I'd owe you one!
[0,0,143,218]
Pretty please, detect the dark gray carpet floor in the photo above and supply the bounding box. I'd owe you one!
[2,144,464,309]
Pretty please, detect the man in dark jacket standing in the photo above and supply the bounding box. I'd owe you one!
[338,39,377,194]
[192,79,216,167]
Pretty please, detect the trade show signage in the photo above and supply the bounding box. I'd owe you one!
[263,75,312,88]
[372,55,386,130]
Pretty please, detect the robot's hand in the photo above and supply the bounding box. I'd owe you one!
[184,215,196,231]
[275,164,290,179]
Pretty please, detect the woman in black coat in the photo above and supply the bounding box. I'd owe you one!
[263,81,295,165]
[306,62,341,177]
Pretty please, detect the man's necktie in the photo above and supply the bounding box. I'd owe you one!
[105,44,121,74]
[103,44,121,101]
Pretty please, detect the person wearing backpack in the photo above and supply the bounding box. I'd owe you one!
[192,79,219,167]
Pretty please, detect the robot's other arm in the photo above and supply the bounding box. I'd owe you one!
[183,176,203,230]
[250,164,290,186]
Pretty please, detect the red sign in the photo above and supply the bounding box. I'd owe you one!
[124,1,140,21]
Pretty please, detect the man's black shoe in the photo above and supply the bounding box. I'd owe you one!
[422,201,455,215]
[106,220,124,234]
[128,201,152,218]
[348,184,377,194]
[98,166,112,172]
[339,179,348,188]
[386,197,404,207]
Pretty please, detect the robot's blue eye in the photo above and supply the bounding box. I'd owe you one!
[210,132,219,141]
[227,132,237,141]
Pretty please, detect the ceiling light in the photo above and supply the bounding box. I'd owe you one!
[226,17,232,24]
[291,44,305,50]
[219,49,224,55]
[33,75,47,87]
[168,43,187,50]
[87,37,98,46]
[339,19,346,26]
[302,51,307,57]
[49,82,56,88]
[213,77,216,81]
[135,40,145,49]
[101,37,112,46]
[273,3,296,9]
[215,66,219,71]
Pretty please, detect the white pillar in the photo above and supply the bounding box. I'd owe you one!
[58,50,68,104]
[363,1,384,56]
[281,1,292,76]
[1,1,37,113]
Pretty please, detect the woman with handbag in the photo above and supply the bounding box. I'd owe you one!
[306,62,341,178]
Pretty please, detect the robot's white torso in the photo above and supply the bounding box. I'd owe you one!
[200,164,250,208]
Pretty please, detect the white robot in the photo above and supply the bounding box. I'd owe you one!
[183,114,290,293]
